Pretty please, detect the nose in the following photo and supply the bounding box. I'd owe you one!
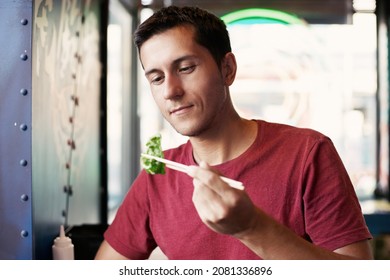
[163,74,184,100]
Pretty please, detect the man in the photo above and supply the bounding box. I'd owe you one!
[95,6,372,260]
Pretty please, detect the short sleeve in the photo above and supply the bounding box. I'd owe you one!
[302,137,372,251]
[104,171,157,259]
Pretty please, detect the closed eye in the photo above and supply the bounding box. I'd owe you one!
[179,65,196,74]
[150,74,164,85]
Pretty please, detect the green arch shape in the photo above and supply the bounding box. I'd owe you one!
[221,8,304,25]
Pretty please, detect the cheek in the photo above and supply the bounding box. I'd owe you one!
[150,84,163,100]
[189,71,223,95]
[198,76,226,101]
[152,94,166,111]
[152,95,173,121]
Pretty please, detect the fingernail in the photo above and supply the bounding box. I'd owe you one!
[187,165,197,176]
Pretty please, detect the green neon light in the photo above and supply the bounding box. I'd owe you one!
[221,8,303,25]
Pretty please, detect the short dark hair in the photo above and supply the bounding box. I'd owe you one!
[134,6,232,67]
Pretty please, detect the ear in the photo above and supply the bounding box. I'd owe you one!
[221,52,237,86]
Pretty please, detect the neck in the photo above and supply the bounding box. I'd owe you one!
[190,117,258,165]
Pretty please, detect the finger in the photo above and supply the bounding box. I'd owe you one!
[187,162,230,196]
[192,178,257,235]
[192,178,240,234]
[192,179,224,220]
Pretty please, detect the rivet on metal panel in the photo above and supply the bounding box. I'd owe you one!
[20,230,29,238]
[19,124,28,131]
[20,194,29,202]
[20,18,28,25]
[20,88,28,96]
[20,53,28,61]
[19,159,28,166]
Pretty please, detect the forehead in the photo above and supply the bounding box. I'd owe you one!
[139,25,206,69]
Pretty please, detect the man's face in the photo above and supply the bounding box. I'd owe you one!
[140,25,230,137]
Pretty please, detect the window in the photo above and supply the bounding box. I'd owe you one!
[224,9,378,205]
[107,0,133,221]
[136,7,381,212]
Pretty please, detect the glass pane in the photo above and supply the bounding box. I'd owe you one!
[107,0,132,221]
[137,9,378,204]
[228,12,377,201]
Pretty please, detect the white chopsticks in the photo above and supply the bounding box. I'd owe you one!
[141,153,245,190]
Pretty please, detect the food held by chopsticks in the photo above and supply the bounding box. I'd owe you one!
[141,134,165,174]
[141,152,245,191]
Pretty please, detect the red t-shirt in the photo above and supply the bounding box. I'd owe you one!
[104,120,372,259]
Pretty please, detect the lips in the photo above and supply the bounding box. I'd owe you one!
[170,104,193,115]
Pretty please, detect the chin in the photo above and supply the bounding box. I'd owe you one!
[175,128,198,137]
[173,125,201,137]
[170,119,211,137]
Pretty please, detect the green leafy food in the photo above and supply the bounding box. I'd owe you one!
[141,134,165,175]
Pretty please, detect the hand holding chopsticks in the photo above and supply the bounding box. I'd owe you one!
[141,153,245,190]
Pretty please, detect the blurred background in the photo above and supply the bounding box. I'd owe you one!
[1,0,390,259]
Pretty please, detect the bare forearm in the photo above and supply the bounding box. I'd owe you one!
[188,165,372,259]
[95,240,129,260]
[235,208,373,260]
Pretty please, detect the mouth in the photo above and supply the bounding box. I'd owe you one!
[170,105,194,115]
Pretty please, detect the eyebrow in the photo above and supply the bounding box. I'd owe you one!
[144,55,199,77]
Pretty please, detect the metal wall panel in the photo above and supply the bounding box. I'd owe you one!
[0,0,33,260]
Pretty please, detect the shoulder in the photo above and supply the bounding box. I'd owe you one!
[257,120,331,148]
[259,120,326,139]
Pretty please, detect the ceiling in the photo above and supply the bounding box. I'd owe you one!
[120,0,355,24]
